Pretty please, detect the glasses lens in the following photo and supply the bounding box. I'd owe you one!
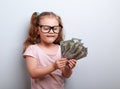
[41,26,50,33]
[53,26,61,33]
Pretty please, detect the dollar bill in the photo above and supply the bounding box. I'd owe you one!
[60,38,88,60]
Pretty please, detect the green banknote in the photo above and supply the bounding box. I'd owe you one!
[60,38,88,60]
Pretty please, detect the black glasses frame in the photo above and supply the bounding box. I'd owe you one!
[38,25,63,34]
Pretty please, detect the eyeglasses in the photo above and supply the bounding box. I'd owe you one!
[38,25,62,34]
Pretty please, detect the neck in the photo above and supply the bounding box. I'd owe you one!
[39,42,55,48]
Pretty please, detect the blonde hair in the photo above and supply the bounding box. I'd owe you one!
[23,11,64,52]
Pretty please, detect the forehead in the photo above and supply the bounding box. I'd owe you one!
[39,16,59,25]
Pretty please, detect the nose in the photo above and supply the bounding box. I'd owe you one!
[49,28,54,33]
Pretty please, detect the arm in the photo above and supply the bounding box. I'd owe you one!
[62,59,77,78]
[25,56,67,79]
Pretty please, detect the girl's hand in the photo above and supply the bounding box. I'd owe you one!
[66,59,77,69]
[61,59,77,78]
[54,58,68,70]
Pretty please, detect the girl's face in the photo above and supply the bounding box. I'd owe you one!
[38,17,60,44]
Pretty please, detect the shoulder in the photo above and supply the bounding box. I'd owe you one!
[23,44,39,58]
[24,44,39,54]
[26,44,39,50]
[55,44,60,48]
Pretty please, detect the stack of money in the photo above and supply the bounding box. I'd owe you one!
[60,38,88,60]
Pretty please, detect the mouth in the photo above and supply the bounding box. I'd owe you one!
[46,35,55,37]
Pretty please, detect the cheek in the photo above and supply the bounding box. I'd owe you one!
[55,34,59,38]
[40,33,46,38]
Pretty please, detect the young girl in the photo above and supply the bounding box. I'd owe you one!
[23,11,77,89]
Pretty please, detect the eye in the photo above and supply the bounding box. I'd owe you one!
[53,27,57,30]
[43,26,50,30]
[53,26,59,30]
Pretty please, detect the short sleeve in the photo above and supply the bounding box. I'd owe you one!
[23,45,38,59]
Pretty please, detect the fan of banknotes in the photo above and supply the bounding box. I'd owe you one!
[60,38,88,60]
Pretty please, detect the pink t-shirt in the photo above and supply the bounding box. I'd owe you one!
[23,44,64,89]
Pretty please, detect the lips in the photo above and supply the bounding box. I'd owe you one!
[46,35,55,37]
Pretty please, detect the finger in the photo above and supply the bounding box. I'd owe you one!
[69,59,77,65]
[71,59,77,63]
[68,61,76,69]
[57,61,67,69]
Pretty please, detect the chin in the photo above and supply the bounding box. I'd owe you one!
[46,39,56,44]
